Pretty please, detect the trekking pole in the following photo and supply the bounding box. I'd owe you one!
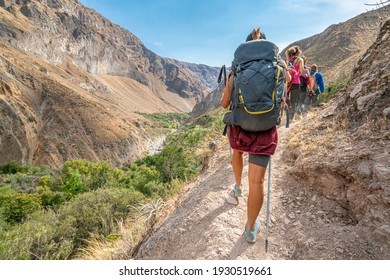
[285,100,290,128]
[219,64,231,162]
[265,157,272,253]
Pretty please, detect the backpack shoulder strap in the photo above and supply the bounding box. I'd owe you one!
[289,56,297,63]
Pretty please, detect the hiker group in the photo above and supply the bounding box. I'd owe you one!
[285,45,325,122]
[220,27,325,247]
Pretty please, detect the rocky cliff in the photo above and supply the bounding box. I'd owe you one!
[284,18,390,246]
[0,0,219,167]
[1,0,219,96]
[280,5,390,85]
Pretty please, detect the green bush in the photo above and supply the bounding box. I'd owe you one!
[0,210,75,259]
[0,193,41,224]
[0,163,53,195]
[57,188,145,247]
[154,145,197,182]
[0,162,46,175]
[0,184,14,195]
[0,174,41,194]
[59,160,113,197]
[0,108,225,259]
[36,186,67,209]
[0,188,145,259]
[0,162,28,174]
[164,124,206,147]
[128,165,162,197]
[138,112,189,129]
[319,77,349,104]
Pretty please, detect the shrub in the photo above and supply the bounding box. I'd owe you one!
[0,188,145,259]
[59,160,113,197]
[0,193,41,224]
[57,188,145,248]
[0,163,53,195]
[0,162,46,175]
[0,210,75,259]
[0,161,28,174]
[0,184,14,195]
[127,165,162,197]
[0,173,41,194]
[36,186,67,209]
[153,145,196,182]
[138,112,189,130]
[319,77,349,104]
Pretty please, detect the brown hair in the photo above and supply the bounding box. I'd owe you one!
[301,54,307,64]
[310,64,318,72]
[246,27,266,41]
[285,45,302,59]
[251,28,265,40]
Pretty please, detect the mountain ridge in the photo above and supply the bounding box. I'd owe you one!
[0,0,218,167]
[280,5,390,84]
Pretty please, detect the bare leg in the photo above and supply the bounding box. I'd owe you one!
[231,149,243,188]
[246,162,266,230]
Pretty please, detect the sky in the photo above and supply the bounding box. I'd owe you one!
[79,0,376,67]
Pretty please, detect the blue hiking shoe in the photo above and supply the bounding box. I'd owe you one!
[226,185,242,205]
[244,219,261,243]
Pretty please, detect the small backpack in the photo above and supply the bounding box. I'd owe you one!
[300,65,310,86]
[223,40,286,132]
[309,72,318,93]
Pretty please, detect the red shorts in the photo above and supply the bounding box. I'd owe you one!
[228,125,278,156]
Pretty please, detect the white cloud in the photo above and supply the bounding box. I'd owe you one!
[322,0,368,13]
[153,41,163,48]
[279,0,367,16]
[274,41,291,52]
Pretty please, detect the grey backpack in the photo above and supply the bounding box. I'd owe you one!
[223,39,286,132]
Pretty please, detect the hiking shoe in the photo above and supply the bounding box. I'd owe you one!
[226,185,242,205]
[244,219,261,243]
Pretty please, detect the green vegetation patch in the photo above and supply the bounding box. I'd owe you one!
[319,76,350,104]
[0,108,225,259]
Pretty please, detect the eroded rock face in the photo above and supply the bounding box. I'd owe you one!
[284,19,390,246]
[0,0,219,167]
[1,0,218,92]
[280,5,390,85]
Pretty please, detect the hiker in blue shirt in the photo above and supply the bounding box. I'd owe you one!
[307,64,325,108]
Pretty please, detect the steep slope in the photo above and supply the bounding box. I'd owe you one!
[131,18,390,261]
[281,5,390,84]
[0,0,219,167]
[284,18,390,247]
[1,0,218,96]
[132,124,388,260]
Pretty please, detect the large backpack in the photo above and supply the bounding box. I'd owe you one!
[223,40,286,132]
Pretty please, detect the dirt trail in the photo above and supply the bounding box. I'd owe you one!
[133,124,386,260]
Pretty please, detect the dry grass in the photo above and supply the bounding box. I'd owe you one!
[78,199,164,260]
[284,107,356,165]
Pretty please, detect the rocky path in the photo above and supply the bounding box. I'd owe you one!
[133,124,386,260]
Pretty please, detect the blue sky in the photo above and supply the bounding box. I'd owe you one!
[79,0,373,67]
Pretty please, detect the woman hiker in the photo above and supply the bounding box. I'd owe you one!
[221,28,290,243]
